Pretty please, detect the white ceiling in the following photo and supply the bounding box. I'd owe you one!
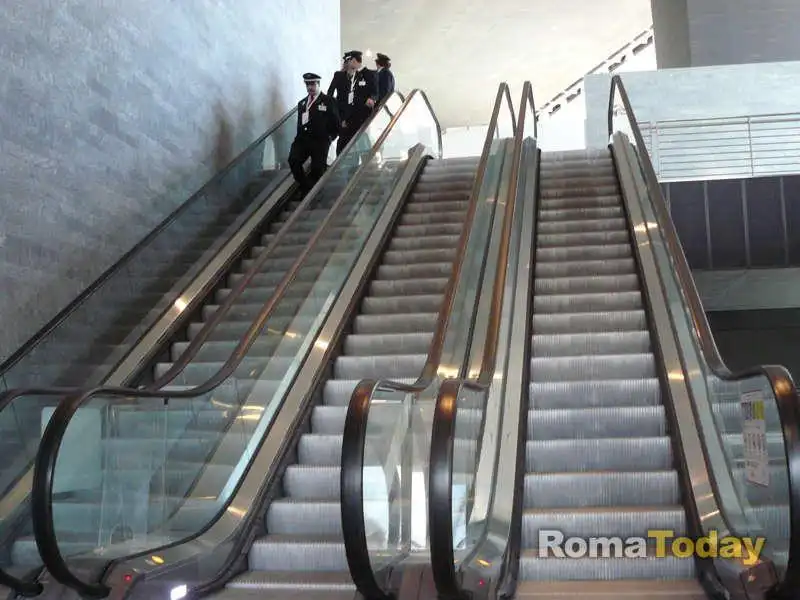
[341,0,654,128]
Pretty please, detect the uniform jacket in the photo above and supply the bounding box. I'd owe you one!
[342,68,378,123]
[296,92,340,141]
[376,68,396,104]
[327,70,349,114]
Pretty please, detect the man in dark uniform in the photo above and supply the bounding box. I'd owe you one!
[374,53,396,104]
[288,72,340,193]
[327,53,351,117]
[335,50,378,156]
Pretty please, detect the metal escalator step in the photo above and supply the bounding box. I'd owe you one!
[521,506,687,543]
[526,438,672,472]
[537,230,630,248]
[283,465,340,499]
[189,317,316,342]
[538,207,623,222]
[219,571,356,598]
[539,195,621,210]
[452,408,484,438]
[170,338,301,362]
[532,332,650,356]
[528,406,666,439]
[155,354,293,382]
[413,180,472,194]
[333,353,426,379]
[310,406,347,434]
[518,552,695,581]
[297,435,342,466]
[405,200,469,214]
[382,248,457,265]
[394,223,463,237]
[540,184,619,199]
[322,378,415,406]
[343,332,433,355]
[360,295,442,315]
[537,244,632,262]
[368,277,449,296]
[536,258,635,278]
[249,536,346,571]
[267,500,342,536]
[538,218,627,235]
[530,354,656,381]
[388,234,461,251]
[353,312,438,334]
[535,274,639,295]
[534,292,642,313]
[532,311,648,334]
[523,471,680,508]
[529,379,662,409]
[376,262,455,280]
[513,579,707,599]
[201,302,316,324]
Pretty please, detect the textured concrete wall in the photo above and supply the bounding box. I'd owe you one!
[0,0,340,362]
[650,0,691,68]
[651,0,800,68]
[687,0,800,66]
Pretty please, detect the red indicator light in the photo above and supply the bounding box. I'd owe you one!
[123,574,133,583]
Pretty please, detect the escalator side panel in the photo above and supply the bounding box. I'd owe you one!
[209,158,480,599]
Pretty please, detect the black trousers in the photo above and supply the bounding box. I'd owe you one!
[336,113,369,156]
[289,135,330,192]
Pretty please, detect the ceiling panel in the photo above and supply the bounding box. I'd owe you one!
[341,0,653,128]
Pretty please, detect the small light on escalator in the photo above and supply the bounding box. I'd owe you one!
[123,574,133,583]
[170,584,188,600]
[479,579,486,587]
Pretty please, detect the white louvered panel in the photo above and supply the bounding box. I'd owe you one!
[749,115,800,177]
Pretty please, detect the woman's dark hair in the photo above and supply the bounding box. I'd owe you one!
[376,55,391,69]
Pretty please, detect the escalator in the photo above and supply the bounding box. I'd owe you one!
[517,148,698,595]
[0,95,403,596]
[14,89,471,600]
[11,168,380,569]
[211,156,478,599]
[393,79,799,600]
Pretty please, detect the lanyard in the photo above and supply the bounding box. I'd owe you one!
[306,93,318,111]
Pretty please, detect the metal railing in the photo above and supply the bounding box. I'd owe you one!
[628,111,800,181]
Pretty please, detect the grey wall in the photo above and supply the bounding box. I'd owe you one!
[651,0,800,69]
[662,175,800,270]
[687,0,800,67]
[0,0,340,363]
[650,0,691,68]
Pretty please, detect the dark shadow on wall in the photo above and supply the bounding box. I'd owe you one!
[213,100,235,173]
[268,84,291,169]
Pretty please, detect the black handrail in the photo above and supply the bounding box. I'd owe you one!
[28,90,436,599]
[428,81,536,600]
[0,107,297,378]
[608,74,800,597]
[340,83,516,600]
